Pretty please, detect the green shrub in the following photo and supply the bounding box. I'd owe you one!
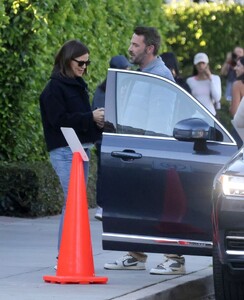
[163,2,244,75]
[0,161,63,217]
[0,149,97,217]
[163,2,243,130]
[0,0,167,163]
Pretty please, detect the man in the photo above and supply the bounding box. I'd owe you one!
[104,26,186,275]
[128,26,174,78]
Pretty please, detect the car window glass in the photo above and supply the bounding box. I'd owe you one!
[116,72,215,138]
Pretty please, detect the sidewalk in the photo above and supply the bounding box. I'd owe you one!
[0,209,214,300]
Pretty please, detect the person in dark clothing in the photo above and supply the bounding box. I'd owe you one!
[92,55,132,220]
[160,52,191,93]
[39,39,104,268]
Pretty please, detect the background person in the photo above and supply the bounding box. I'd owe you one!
[220,46,244,102]
[230,56,244,117]
[92,55,132,221]
[104,26,187,276]
[39,39,104,268]
[230,56,244,148]
[160,51,191,93]
[186,52,221,116]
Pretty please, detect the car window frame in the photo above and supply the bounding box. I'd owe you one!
[104,69,237,146]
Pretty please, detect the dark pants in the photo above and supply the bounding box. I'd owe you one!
[95,142,103,208]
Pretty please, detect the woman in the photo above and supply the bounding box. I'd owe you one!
[160,52,191,93]
[230,56,244,147]
[39,39,104,263]
[186,52,221,116]
[230,56,244,117]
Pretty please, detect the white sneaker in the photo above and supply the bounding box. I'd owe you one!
[95,206,103,221]
[150,255,186,275]
[104,254,146,270]
[54,256,58,270]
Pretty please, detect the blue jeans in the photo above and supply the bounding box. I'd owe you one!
[49,146,90,251]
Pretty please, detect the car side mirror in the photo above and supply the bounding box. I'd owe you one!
[173,118,214,152]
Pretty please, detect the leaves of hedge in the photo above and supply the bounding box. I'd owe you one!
[0,0,168,162]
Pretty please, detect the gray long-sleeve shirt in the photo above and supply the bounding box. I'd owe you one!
[141,56,175,82]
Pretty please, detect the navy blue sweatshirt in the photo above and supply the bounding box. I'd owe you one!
[39,73,102,152]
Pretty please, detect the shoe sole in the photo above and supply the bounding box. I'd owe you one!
[150,270,186,275]
[104,265,146,270]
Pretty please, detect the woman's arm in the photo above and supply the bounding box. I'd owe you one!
[230,81,242,117]
[210,75,222,105]
[233,96,244,127]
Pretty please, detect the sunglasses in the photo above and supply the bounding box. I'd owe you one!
[72,58,91,67]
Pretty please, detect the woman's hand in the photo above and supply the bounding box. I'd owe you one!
[93,108,104,128]
[204,65,212,80]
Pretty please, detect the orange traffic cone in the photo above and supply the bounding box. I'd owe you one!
[43,152,108,284]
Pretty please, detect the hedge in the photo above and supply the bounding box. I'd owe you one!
[0,0,167,163]
[0,149,97,217]
[164,2,244,75]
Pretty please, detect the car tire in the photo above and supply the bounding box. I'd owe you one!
[213,244,244,300]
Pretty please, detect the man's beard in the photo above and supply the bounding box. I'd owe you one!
[130,50,147,66]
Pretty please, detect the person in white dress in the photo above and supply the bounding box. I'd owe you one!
[186,52,221,116]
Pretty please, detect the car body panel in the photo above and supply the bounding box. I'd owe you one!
[101,69,238,256]
[212,148,244,274]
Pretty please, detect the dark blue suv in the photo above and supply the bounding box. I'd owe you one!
[100,69,241,299]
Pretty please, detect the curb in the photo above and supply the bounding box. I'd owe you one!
[113,268,214,300]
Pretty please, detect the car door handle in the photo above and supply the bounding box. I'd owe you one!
[111,150,142,160]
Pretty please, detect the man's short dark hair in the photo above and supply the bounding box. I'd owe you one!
[134,26,161,55]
